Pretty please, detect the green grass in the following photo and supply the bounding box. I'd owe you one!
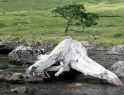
[0,0,124,46]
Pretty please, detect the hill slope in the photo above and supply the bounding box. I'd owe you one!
[0,0,124,46]
[0,0,123,12]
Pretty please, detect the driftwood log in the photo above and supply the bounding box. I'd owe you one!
[26,39,123,86]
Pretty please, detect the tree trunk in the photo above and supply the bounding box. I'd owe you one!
[80,18,85,31]
[64,19,72,33]
[26,39,123,86]
[82,22,85,31]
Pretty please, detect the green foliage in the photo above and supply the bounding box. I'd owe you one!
[0,22,7,28]
[52,4,99,33]
[52,4,85,20]
[83,12,99,27]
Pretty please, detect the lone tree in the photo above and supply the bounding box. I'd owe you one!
[52,4,99,33]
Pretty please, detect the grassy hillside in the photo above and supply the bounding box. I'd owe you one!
[0,0,124,46]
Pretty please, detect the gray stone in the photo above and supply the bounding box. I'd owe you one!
[38,42,56,51]
[0,41,24,54]
[107,45,124,55]
[10,86,28,93]
[89,43,110,51]
[10,86,36,94]
[110,61,124,78]
[0,71,43,83]
[8,45,45,64]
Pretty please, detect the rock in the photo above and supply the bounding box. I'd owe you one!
[10,86,36,94]
[90,35,99,40]
[10,72,25,82]
[0,70,5,80]
[107,45,124,55]
[0,70,43,83]
[0,65,17,69]
[0,41,24,54]
[110,61,124,78]
[81,41,91,49]
[8,45,46,65]
[89,43,110,51]
[37,42,56,51]
[10,86,28,93]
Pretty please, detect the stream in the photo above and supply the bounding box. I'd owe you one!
[0,50,124,95]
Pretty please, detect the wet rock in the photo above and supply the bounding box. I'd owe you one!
[0,41,25,54]
[107,45,124,55]
[0,70,5,80]
[0,65,17,69]
[110,61,124,78]
[0,71,43,83]
[89,43,110,51]
[10,72,25,82]
[10,86,28,93]
[10,86,36,94]
[0,69,79,83]
[8,45,46,65]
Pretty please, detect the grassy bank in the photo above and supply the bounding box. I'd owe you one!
[0,0,124,46]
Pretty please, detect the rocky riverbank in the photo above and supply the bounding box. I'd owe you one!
[0,40,124,94]
[0,50,124,95]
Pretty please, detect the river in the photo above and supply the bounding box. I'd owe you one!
[0,50,124,95]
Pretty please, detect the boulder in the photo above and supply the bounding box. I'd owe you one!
[89,43,110,51]
[107,45,124,55]
[8,45,46,65]
[37,42,56,51]
[0,41,24,54]
[0,70,43,83]
[110,61,124,78]
[10,86,29,94]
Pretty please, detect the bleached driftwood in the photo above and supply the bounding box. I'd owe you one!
[26,39,123,86]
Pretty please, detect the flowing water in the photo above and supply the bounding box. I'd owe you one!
[0,50,124,95]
